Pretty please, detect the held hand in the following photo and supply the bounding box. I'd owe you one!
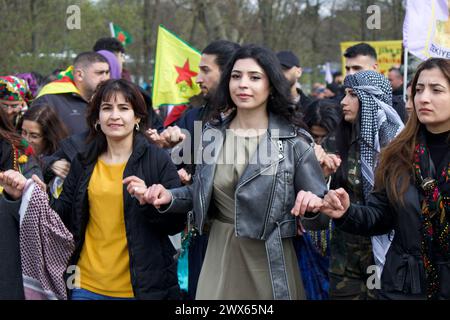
[323,154,341,176]
[123,176,148,205]
[321,188,350,219]
[291,190,323,217]
[0,170,27,200]
[32,174,47,192]
[143,184,172,209]
[146,126,186,149]
[314,144,327,163]
[51,159,71,179]
[178,168,192,185]
[146,129,164,148]
[314,145,341,177]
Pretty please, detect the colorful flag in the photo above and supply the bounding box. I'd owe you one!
[36,66,80,98]
[152,25,201,109]
[403,0,450,60]
[110,23,133,46]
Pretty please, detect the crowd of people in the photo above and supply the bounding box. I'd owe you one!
[0,36,448,300]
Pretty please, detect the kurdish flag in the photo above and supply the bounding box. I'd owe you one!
[36,66,80,98]
[110,22,133,46]
[152,25,201,109]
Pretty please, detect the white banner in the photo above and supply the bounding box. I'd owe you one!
[403,0,450,60]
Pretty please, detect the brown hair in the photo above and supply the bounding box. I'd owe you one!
[374,58,450,204]
[21,104,69,156]
[0,107,22,149]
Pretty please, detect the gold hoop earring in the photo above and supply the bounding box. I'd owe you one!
[95,122,100,131]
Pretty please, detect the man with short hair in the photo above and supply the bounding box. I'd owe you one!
[33,52,110,135]
[93,37,128,80]
[343,43,406,123]
[387,67,404,96]
[276,50,312,112]
[343,43,378,75]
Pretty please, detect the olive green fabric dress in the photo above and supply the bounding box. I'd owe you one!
[195,130,305,300]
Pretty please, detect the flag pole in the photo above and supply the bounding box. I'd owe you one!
[403,47,408,103]
[109,22,115,37]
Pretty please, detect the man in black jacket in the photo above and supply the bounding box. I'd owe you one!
[32,52,110,135]
[276,50,313,114]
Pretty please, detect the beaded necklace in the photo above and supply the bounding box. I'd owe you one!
[11,139,34,173]
[414,142,450,299]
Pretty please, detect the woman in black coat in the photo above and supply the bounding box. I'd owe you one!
[1,79,185,300]
[320,58,450,300]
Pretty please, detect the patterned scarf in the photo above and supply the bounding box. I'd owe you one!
[344,71,404,199]
[344,71,405,269]
[19,181,75,300]
[414,131,450,299]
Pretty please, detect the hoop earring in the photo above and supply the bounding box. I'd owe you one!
[94,122,100,131]
[135,123,140,131]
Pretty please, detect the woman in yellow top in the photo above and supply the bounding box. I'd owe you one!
[0,79,185,300]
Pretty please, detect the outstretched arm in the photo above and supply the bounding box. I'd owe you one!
[323,188,396,236]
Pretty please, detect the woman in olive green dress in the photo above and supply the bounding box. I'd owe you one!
[143,45,329,300]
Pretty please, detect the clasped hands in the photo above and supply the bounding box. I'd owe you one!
[290,188,351,219]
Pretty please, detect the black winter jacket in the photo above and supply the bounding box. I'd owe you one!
[52,133,185,299]
[335,181,449,299]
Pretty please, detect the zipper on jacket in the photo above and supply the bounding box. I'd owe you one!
[261,175,277,238]
[199,178,206,233]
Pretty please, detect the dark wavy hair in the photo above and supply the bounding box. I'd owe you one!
[304,99,341,135]
[20,104,69,156]
[85,79,148,163]
[210,44,306,128]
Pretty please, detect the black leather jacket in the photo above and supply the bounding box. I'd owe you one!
[162,112,329,299]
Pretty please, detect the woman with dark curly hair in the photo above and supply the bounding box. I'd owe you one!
[142,45,329,300]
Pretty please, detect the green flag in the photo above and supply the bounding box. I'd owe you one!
[152,25,201,108]
[112,23,133,46]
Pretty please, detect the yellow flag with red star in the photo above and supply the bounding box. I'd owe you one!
[152,25,201,109]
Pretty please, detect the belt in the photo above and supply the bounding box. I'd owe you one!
[265,223,291,300]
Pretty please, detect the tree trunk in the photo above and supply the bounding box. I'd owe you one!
[258,0,274,47]
[30,0,38,54]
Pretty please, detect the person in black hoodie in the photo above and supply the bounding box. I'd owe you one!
[0,107,42,299]
[1,79,185,300]
[320,58,450,300]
